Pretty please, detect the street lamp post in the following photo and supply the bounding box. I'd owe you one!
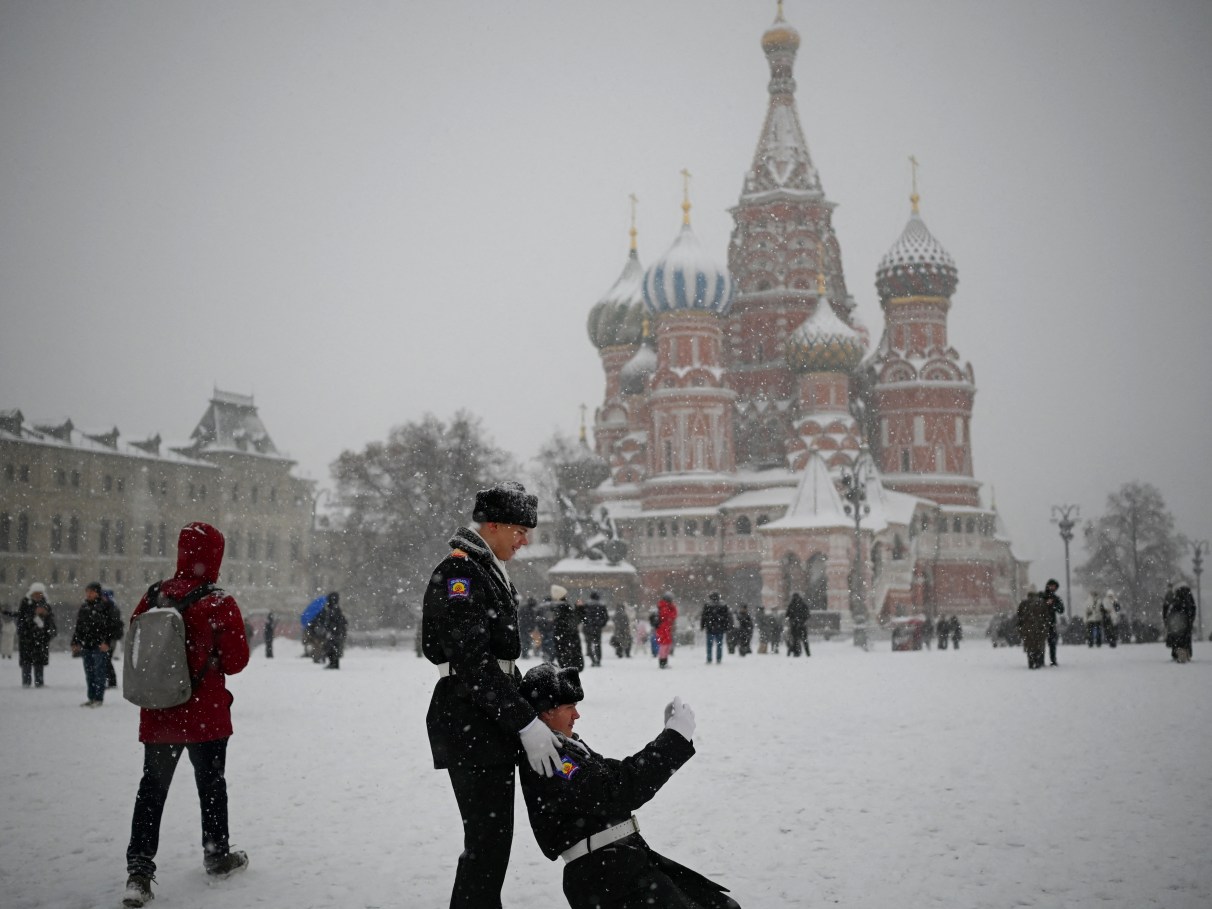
[841,449,872,650]
[1193,540,1208,641]
[1051,504,1080,614]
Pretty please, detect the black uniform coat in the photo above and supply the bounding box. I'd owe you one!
[71,599,123,650]
[521,728,736,909]
[422,526,534,769]
[16,598,57,665]
[553,601,585,671]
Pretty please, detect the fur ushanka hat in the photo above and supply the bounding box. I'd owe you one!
[473,481,539,528]
[520,662,584,713]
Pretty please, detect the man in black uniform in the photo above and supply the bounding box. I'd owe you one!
[1041,578,1065,667]
[518,662,740,909]
[422,481,563,909]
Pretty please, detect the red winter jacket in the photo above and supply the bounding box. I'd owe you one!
[655,599,678,645]
[130,522,249,744]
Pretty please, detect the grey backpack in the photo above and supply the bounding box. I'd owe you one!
[122,583,215,709]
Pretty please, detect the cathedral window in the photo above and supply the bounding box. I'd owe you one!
[671,520,679,536]
[685,520,698,537]
[755,514,770,527]
[735,516,752,536]
[935,445,946,473]
[901,449,911,472]
[99,519,110,554]
[881,419,889,448]
[952,517,962,533]
[966,518,975,534]
[647,522,655,538]
[703,518,716,536]
[658,521,667,538]
[69,516,80,553]
[663,440,673,472]
[892,535,906,560]
[913,416,925,445]
[955,417,965,445]
[114,520,126,555]
[50,515,62,553]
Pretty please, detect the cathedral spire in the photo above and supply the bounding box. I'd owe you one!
[909,154,921,214]
[680,168,693,226]
[629,192,639,251]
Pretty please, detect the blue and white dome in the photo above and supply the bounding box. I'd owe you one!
[642,224,736,316]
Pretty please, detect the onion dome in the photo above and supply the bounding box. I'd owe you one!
[587,248,646,349]
[786,285,866,374]
[762,1,800,54]
[556,436,611,494]
[619,338,657,396]
[876,201,958,301]
[643,225,736,316]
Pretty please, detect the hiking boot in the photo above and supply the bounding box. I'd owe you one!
[122,873,154,907]
[205,850,249,878]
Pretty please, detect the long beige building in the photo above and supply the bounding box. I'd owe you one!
[0,391,317,617]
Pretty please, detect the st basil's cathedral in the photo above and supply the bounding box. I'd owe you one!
[568,5,1027,622]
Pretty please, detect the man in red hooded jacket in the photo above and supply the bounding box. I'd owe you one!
[121,523,250,908]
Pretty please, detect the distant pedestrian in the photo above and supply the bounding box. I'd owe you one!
[71,582,124,707]
[582,591,609,668]
[700,592,730,664]
[315,592,347,669]
[1041,579,1064,666]
[768,609,784,654]
[655,592,677,669]
[551,586,585,672]
[921,615,934,650]
[263,612,276,658]
[121,522,250,907]
[949,615,963,650]
[1017,590,1051,670]
[756,606,770,654]
[1085,592,1103,647]
[937,615,950,650]
[735,604,754,657]
[0,602,15,659]
[16,582,57,688]
[1100,591,1121,648]
[786,592,811,657]
[611,604,633,658]
[1163,584,1196,663]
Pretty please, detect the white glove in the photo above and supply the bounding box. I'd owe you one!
[519,717,563,777]
[663,696,696,741]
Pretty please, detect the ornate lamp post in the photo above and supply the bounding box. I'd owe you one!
[1050,504,1079,613]
[840,449,872,649]
[1193,540,1208,641]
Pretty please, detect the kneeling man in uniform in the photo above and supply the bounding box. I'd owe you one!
[518,663,741,909]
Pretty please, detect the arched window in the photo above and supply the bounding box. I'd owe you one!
[50,515,63,553]
[735,516,752,536]
[69,516,81,553]
[685,520,698,537]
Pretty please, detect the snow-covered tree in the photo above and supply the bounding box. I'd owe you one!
[1075,481,1186,622]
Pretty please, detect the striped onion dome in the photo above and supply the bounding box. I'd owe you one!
[876,210,958,301]
[587,248,646,349]
[619,340,657,396]
[642,224,736,316]
[786,298,866,373]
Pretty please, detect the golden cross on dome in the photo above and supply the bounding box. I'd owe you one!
[909,154,921,213]
[777,1,786,21]
[680,168,693,225]
[578,404,588,443]
[629,193,639,251]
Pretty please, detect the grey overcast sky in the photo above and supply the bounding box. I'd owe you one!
[2,0,1211,593]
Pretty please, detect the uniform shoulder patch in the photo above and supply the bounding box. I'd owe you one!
[450,548,468,559]
[448,578,471,600]
[556,755,580,780]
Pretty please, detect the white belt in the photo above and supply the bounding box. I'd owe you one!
[560,816,640,863]
[438,660,515,678]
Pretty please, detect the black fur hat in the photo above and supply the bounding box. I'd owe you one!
[520,662,584,713]
[473,481,539,528]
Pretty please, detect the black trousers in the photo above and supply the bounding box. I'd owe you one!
[1047,628,1059,664]
[447,763,515,909]
[127,738,230,876]
[584,632,603,666]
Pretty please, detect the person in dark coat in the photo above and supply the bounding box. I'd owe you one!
[767,609,783,654]
[785,592,811,657]
[582,591,609,668]
[921,614,934,650]
[1163,584,1197,662]
[610,604,632,658]
[518,597,538,659]
[71,581,124,706]
[1017,590,1051,669]
[315,592,347,669]
[937,615,951,649]
[122,522,251,907]
[518,663,740,909]
[421,481,563,909]
[755,606,770,654]
[700,592,730,664]
[734,604,754,657]
[1041,579,1064,666]
[551,586,585,672]
[949,615,963,650]
[16,582,57,688]
[263,612,276,658]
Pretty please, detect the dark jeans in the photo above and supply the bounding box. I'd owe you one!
[82,648,108,701]
[1047,628,1059,664]
[705,632,724,662]
[127,738,231,876]
[447,763,515,909]
[584,632,603,667]
[20,662,44,686]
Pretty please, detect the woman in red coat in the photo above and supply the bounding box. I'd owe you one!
[122,522,250,908]
[655,593,678,669]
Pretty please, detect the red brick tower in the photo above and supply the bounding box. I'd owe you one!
[726,3,858,468]
[870,184,979,507]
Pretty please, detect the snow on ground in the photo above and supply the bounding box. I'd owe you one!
[2,634,1210,909]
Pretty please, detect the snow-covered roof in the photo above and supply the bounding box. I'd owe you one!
[761,449,850,531]
[722,486,795,511]
[0,416,213,467]
[548,557,639,576]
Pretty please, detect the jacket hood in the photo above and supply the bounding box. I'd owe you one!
[162,522,224,597]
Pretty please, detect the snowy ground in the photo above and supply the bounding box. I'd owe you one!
[2,633,1209,909]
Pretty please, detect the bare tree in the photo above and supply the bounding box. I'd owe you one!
[1075,481,1186,622]
[328,412,516,624]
